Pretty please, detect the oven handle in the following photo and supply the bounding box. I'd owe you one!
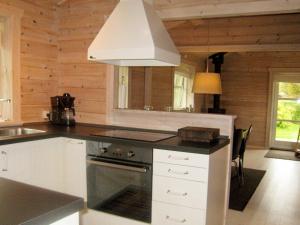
[86,159,149,173]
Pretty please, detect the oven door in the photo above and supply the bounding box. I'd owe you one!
[86,157,152,223]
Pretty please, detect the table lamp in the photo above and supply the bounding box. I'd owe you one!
[192,72,222,113]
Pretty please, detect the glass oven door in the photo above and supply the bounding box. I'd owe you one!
[86,157,152,223]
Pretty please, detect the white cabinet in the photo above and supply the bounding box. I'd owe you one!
[63,138,87,200]
[0,142,34,183]
[152,201,206,225]
[0,149,6,177]
[0,138,230,225]
[153,175,207,209]
[30,138,65,192]
[153,149,209,168]
[153,162,208,182]
[152,148,229,225]
[0,138,65,192]
[0,138,87,199]
[152,149,208,225]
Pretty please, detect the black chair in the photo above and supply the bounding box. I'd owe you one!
[232,128,243,175]
[232,124,253,185]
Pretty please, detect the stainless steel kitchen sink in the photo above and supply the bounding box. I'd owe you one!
[0,127,46,137]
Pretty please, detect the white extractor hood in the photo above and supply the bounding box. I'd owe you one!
[87,0,181,66]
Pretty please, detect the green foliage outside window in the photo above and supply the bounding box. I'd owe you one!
[278,82,300,98]
[275,82,300,141]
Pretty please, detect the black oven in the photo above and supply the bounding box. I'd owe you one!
[86,141,152,223]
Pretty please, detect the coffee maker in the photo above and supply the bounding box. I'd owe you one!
[48,93,76,126]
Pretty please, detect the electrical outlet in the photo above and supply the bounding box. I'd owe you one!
[42,110,49,120]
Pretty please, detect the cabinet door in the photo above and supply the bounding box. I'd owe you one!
[152,201,206,225]
[0,148,7,178]
[0,142,34,183]
[63,138,87,200]
[30,138,65,192]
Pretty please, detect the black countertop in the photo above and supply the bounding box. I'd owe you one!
[0,178,84,225]
[0,122,230,154]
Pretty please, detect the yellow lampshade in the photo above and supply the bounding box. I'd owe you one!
[192,72,222,94]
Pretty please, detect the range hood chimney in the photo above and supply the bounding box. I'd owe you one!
[88,0,181,66]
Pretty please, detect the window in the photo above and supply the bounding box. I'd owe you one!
[173,72,188,109]
[0,18,12,121]
[269,69,300,150]
[173,64,195,110]
[275,82,300,142]
[0,5,23,123]
[117,66,129,109]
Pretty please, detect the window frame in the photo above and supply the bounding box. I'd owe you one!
[0,4,23,124]
[268,68,300,149]
[172,64,195,111]
[173,72,188,110]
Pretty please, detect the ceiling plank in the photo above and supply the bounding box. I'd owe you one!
[178,44,300,53]
[156,0,300,20]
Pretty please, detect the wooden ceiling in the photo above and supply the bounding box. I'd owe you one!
[154,0,300,20]
[55,0,300,20]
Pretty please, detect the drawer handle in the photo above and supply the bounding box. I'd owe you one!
[168,168,189,175]
[1,151,8,172]
[168,155,189,161]
[166,216,186,223]
[166,189,188,196]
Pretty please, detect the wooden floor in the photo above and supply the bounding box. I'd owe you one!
[226,149,300,225]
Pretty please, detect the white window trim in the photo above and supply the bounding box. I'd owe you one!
[0,4,23,124]
[267,68,300,149]
[173,64,195,111]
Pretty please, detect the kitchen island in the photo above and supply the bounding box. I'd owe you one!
[0,178,83,225]
[0,122,231,225]
[0,122,229,154]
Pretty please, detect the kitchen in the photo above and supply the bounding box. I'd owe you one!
[0,1,300,225]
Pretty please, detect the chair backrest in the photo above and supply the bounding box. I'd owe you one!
[239,124,252,158]
[232,128,243,160]
[244,124,253,143]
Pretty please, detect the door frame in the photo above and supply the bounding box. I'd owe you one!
[267,68,300,150]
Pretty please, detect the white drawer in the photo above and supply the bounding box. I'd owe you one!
[154,149,209,168]
[152,201,206,225]
[153,175,207,209]
[153,162,208,182]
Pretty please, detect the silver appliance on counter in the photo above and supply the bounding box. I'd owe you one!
[86,141,153,223]
[48,93,76,126]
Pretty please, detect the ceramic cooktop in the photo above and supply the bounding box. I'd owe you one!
[92,129,176,142]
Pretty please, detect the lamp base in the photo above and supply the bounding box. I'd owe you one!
[208,108,226,114]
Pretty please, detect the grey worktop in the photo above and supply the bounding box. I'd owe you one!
[0,178,84,225]
[0,122,230,154]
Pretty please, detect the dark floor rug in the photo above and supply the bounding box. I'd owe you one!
[265,149,300,161]
[229,168,266,211]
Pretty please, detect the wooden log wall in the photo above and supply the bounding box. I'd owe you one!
[221,52,300,148]
[165,13,300,47]
[1,0,300,148]
[0,0,58,122]
[128,67,146,109]
[57,0,117,124]
[128,67,173,111]
[57,7,300,126]
[130,13,300,148]
[151,67,173,111]
[168,13,300,147]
